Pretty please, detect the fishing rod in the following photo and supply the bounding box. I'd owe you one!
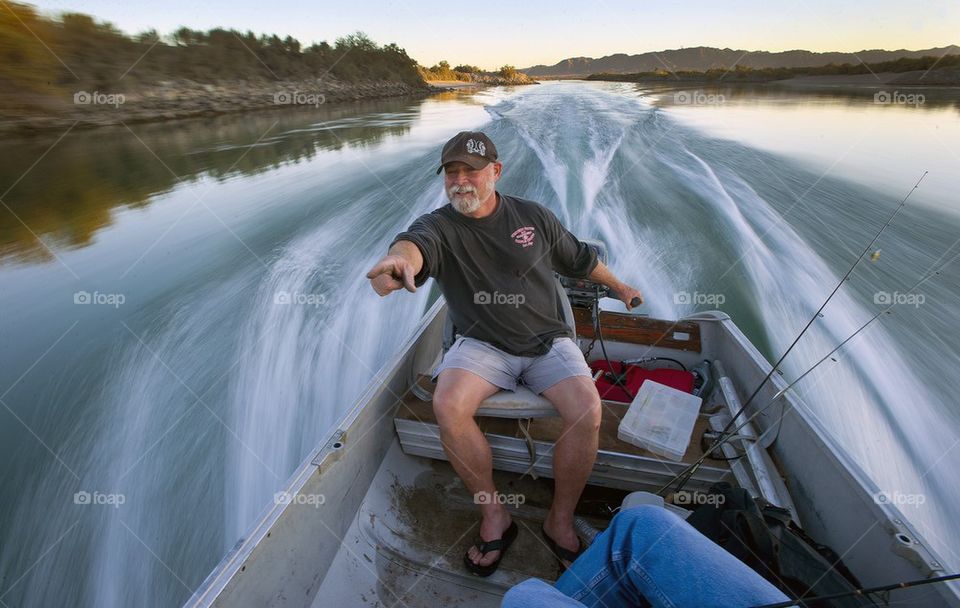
[724,172,927,436]
[662,172,928,496]
[661,239,960,495]
[659,259,933,496]
[748,571,960,608]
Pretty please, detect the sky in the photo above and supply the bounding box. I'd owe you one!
[28,0,960,70]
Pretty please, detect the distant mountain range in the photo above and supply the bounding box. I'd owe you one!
[520,45,960,77]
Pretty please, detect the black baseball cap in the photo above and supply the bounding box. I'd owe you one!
[436,131,498,174]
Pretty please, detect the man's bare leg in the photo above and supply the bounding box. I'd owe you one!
[432,368,509,568]
[540,375,602,566]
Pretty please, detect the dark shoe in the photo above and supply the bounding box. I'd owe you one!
[541,525,584,573]
[463,521,519,577]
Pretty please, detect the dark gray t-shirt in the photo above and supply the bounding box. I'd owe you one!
[390,192,598,356]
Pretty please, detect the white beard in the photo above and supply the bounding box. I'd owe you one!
[447,182,490,214]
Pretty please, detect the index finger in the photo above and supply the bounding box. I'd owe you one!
[366,259,392,280]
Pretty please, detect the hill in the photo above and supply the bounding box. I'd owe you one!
[521,45,960,78]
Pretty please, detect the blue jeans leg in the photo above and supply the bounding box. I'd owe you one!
[552,505,790,608]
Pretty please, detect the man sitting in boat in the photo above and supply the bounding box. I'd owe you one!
[366,131,643,576]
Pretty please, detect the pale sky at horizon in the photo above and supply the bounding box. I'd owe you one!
[28,0,960,71]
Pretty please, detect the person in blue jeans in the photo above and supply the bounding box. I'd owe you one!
[502,505,790,608]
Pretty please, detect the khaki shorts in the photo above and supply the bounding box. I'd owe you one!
[431,335,592,395]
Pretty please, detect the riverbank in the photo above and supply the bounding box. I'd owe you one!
[777,69,960,87]
[585,66,960,87]
[0,77,442,136]
[427,80,488,89]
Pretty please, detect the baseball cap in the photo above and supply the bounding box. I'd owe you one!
[436,131,498,174]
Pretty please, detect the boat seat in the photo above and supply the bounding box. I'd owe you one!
[475,385,558,418]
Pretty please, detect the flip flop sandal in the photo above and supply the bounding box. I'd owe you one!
[541,525,585,573]
[463,521,519,577]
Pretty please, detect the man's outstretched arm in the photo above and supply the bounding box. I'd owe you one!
[366,240,424,296]
[587,261,644,311]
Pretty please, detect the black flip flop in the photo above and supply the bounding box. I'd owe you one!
[463,521,519,577]
[541,525,585,573]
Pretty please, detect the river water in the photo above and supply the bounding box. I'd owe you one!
[1,81,958,606]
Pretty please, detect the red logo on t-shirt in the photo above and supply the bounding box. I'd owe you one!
[511,226,536,248]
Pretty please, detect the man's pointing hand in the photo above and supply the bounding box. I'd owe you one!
[366,255,417,296]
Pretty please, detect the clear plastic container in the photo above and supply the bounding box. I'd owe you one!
[617,380,702,461]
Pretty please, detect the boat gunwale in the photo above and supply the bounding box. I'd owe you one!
[184,298,447,607]
[707,310,957,603]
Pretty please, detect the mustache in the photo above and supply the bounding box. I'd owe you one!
[448,184,477,196]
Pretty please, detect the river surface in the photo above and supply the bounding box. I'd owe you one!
[1,81,958,606]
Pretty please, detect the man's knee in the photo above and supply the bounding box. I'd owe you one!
[559,381,602,431]
[611,505,681,544]
[432,380,482,430]
[432,369,501,429]
[432,390,470,429]
[502,579,558,607]
[584,393,602,429]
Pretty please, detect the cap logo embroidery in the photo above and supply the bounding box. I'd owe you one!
[466,138,486,156]
[511,226,535,248]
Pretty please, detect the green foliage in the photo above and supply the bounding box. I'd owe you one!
[417,61,534,83]
[418,60,470,81]
[0,2,60,93]
[0,3,425,94]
